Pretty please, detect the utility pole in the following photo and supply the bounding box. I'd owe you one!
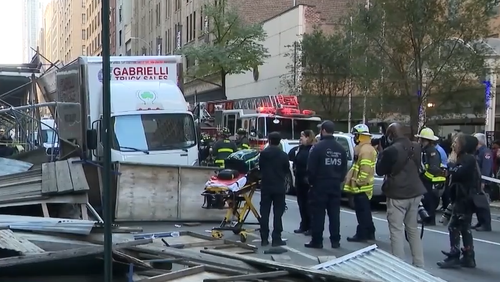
[101,0,113,281]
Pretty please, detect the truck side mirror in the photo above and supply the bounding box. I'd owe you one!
[86,129,98,150]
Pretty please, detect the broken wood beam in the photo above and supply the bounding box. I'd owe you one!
[128,246,259,273]
[201,249,378,282]
[203,270,289,282]
[137,265,205,282]
[0,238,152,268]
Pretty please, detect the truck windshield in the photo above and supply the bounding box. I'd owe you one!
[41,129,58,144]
[112,113,196,151]
[257,117,320,139]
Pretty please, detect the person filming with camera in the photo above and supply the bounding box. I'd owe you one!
[376,123,427,268]
[437,134,478,269]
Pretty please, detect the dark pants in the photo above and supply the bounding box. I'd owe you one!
[259,191,286,241]
[309,189,341,244]
[449,212,473,252]
[475,206,492,228]
[441,184,451,208]
[353,193,375,238]
[296,182,311,231]
[422,180,438,222]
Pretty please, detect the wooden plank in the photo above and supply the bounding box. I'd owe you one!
[201,249,378,282]
[271,255,292,264]
[0,238,153,268]
[178,261,248,276]
[128,246,259,273]
[67,157,90,192]
[41,162,57,194]
[203,271,289,282]
[137,265,205,282]
[55,160,74,193]
[41,203,49,217]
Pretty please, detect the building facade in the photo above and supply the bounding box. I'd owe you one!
[116,0,133,56]
[84,0,102,56]
[130,0,349,101]
[110,0,117,55]
[39,0,85,64]
[22,0,43,62]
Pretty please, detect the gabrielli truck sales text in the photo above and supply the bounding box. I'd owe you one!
[113,66,169,80]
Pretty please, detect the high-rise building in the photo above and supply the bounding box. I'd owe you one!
[116,0,133,56]
[22,0,43,62]
[130,0,349,100]
[38,0,85,64]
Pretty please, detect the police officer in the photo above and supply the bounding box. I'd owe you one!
[415,128,446,226]
[235,128,250,150]
[305,120,348,249]
[344,124,377,242]
[211,127,238,168]
[472,133,492,232]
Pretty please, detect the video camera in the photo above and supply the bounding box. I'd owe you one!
[374,122,390,149]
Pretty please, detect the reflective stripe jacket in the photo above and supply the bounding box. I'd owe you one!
[421,145,446,183]
[344,142,377,199]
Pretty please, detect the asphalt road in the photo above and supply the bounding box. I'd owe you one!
[139,193,500,282]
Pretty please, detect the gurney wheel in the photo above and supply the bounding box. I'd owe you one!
[232,222,243,234]
[211,230,223,239]
[239,231,248,243]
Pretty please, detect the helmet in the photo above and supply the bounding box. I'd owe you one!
[236,128,247,135]
[220,127,231,136]
[415,127,439,141]
[351,124,371,136]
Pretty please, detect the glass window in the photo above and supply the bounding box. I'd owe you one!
[263,117,320,139]
[112,113,196,151]
[334,136,352,160]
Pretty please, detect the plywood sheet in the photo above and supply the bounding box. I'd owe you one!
[115,165,179,221]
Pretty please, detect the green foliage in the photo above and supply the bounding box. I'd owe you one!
[346,0,497,131]
[180,2,269,89]
[282,29,356,120]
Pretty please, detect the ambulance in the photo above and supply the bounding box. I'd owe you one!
[54,56,198,166]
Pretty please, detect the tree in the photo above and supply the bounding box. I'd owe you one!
[281,29,356,120]
[347,0,498,133]
[180,1,269,97]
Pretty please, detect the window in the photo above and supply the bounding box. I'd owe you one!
[111,114,197,151]
[119,30,122,46]
[119,6,122,22]
[193,12,196,38]
[166,0,171,18]
[334,136,352,160]
[175,0,181,11]
[82,29,86,40]
[257,117,320,139]
[82,13,86,24]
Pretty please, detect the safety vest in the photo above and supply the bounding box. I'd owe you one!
[343,143,377,199]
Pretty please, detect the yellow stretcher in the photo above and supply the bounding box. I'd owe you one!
[202,180,261,243]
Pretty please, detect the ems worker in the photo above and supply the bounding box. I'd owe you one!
[344,124,377,242]
[305,120,348,249]
[211,127,238,168]
[235,128,250,150]
[415,127,446,226]
[472,133,492,232]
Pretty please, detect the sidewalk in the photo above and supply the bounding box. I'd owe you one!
[490,201,500,211]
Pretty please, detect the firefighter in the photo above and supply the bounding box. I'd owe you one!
[211,127,238,168]
[344,124,377,242]
[235,128,250,150]
[415,127,446,226]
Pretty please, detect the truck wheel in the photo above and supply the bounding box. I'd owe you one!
[285,173,294,195]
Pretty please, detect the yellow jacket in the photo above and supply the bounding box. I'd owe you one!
[343,142,377,199]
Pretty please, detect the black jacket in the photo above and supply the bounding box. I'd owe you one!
[449,136,481,213]
[376,137,427,199]
[294,145,312,186]
[259,145,290,193]
[307,135,348,192]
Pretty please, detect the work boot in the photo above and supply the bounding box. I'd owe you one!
[261,239,269,247]
[304,241,323,249]
[271,239,286,247]
[304,230,312,236]
[293,228,307,234]
[475,225,492,232]
[367,232,376,240]
[437,250,461,269]
[460,249,476,268]
[331,241,340,249]
[346,234,367,242]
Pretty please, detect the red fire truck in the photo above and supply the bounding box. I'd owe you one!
[193,95,322,151]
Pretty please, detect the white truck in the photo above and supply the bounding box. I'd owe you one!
[54,56,198,166]
[37,117,59,157]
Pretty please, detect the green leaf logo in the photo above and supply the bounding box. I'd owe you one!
[140,91,154,100]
